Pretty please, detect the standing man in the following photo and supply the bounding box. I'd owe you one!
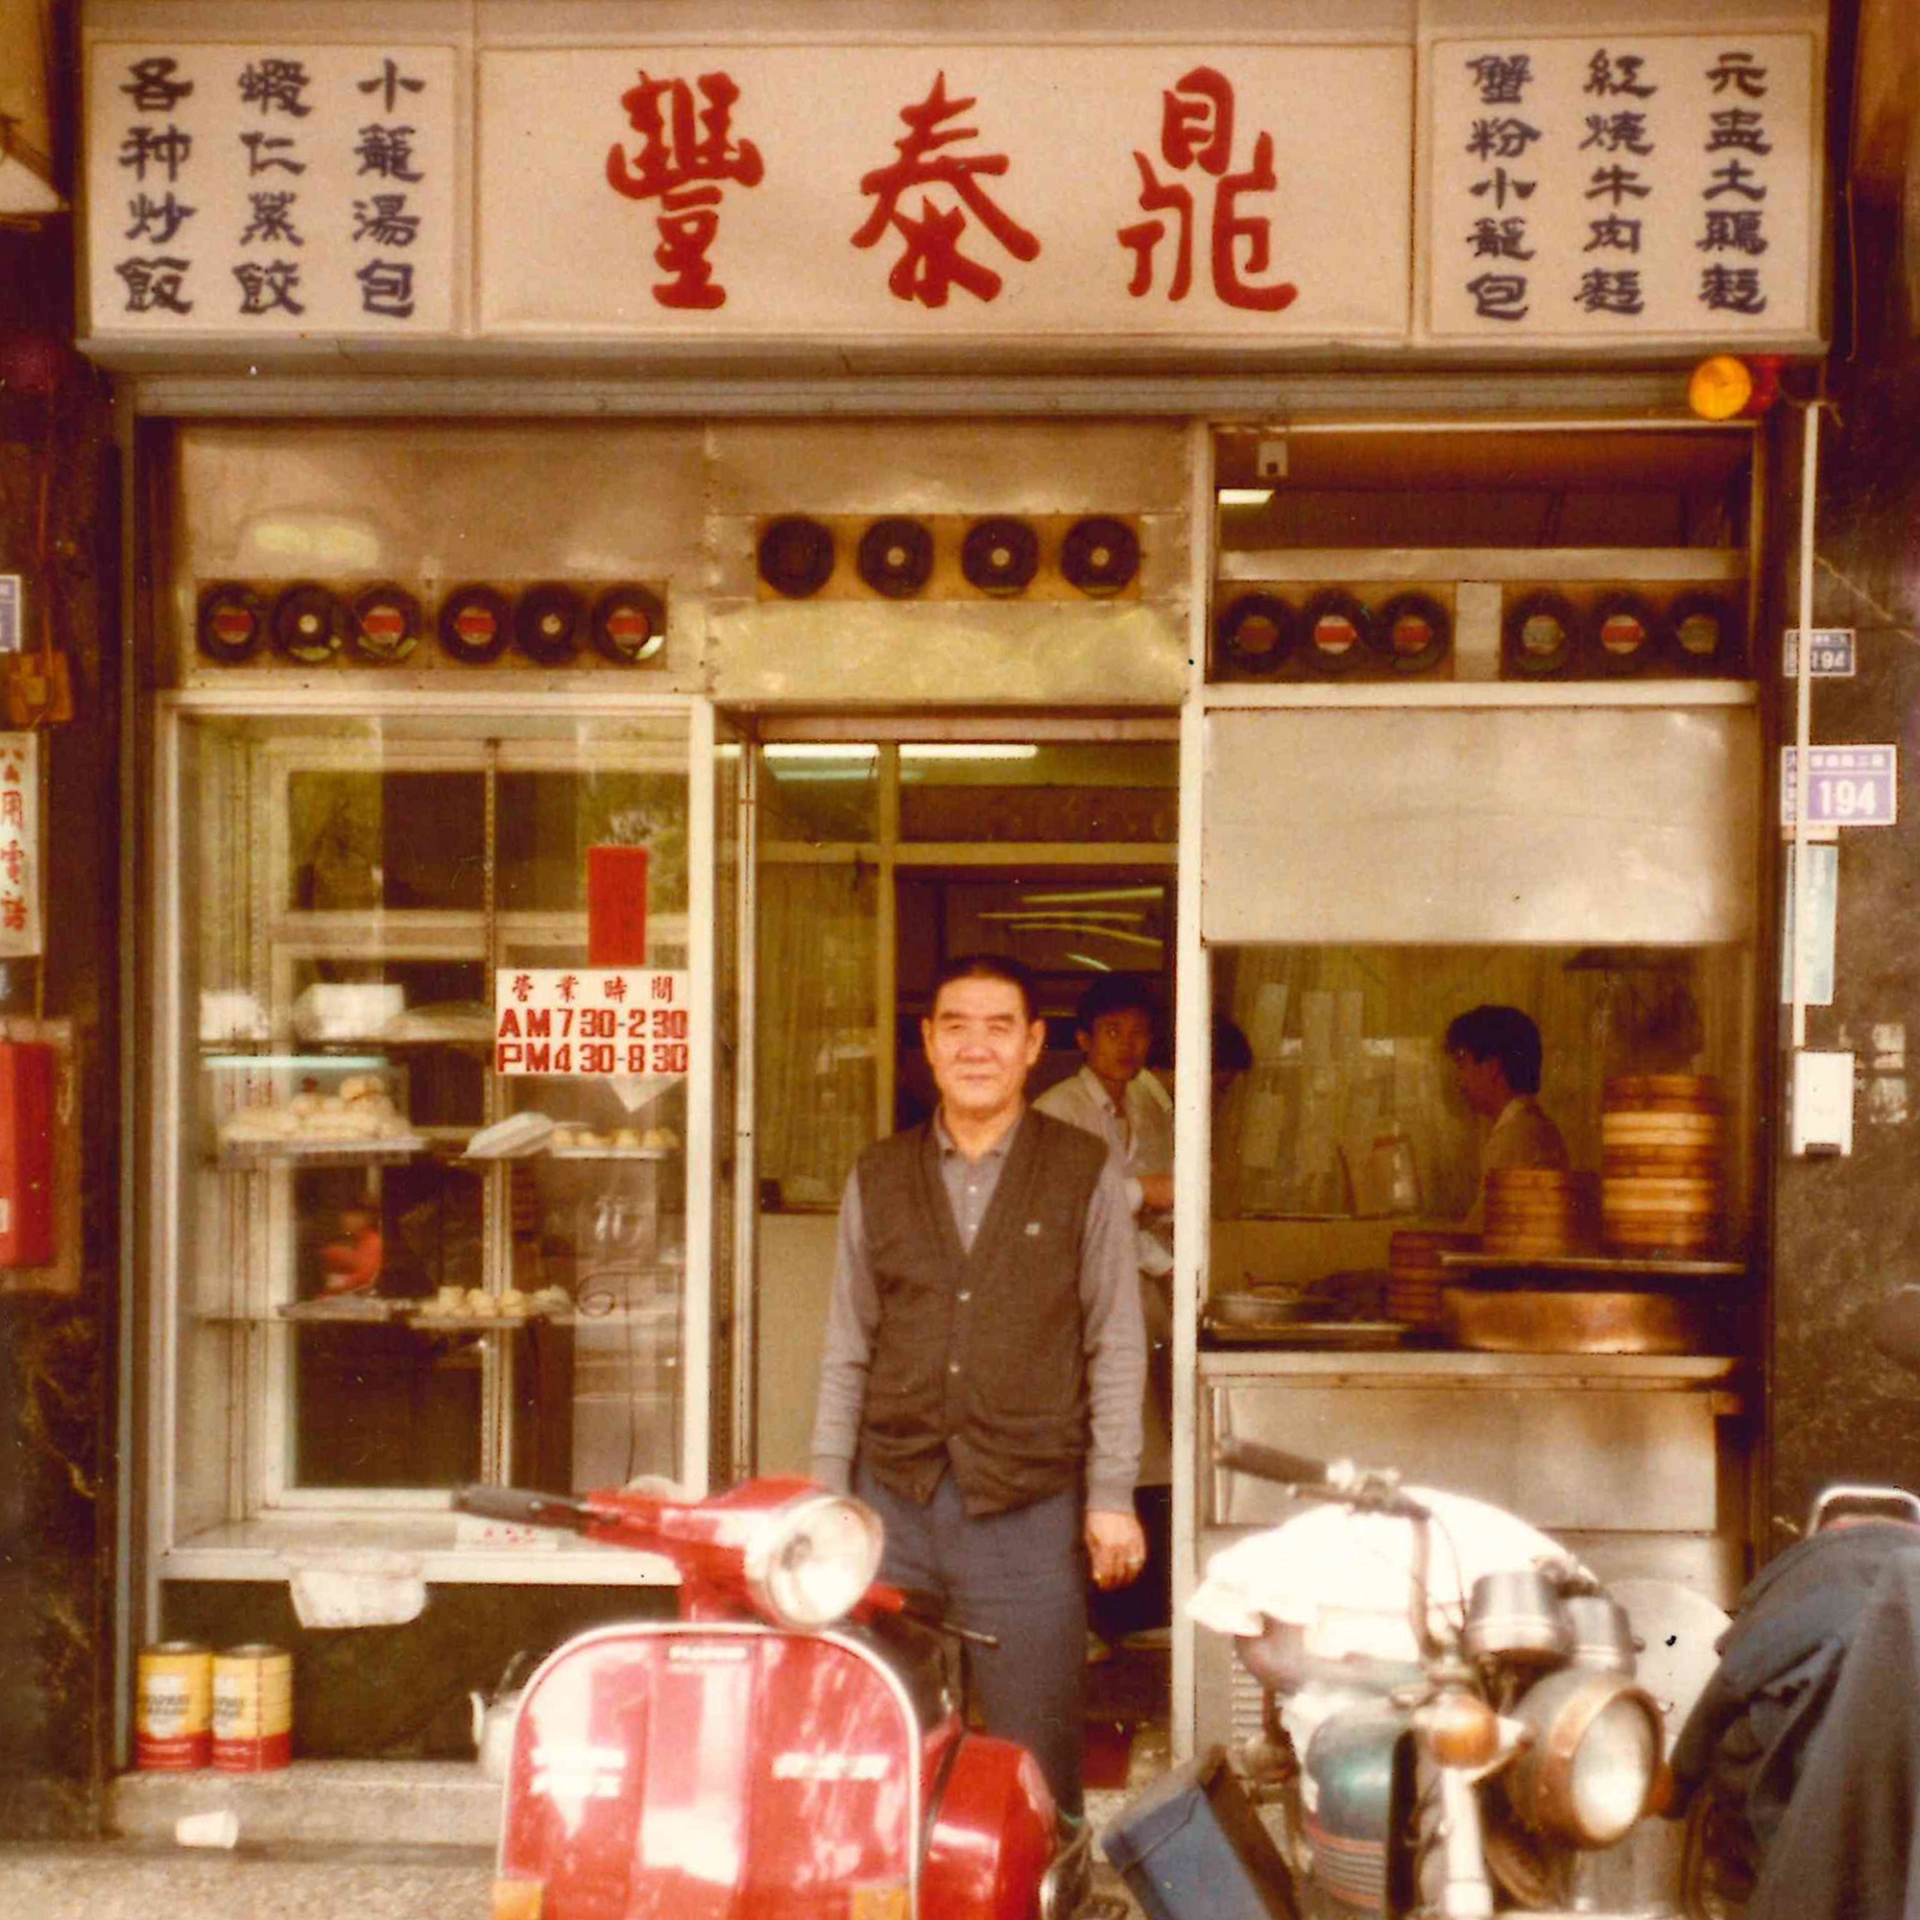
[811,954,1146,1826]
[1034,976,1174,1649]
[1446,1004,1570,1226]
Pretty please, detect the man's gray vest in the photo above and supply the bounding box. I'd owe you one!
[854,1110,1108,1516]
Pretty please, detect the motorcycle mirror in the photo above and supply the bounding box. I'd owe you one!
[1863,1287,1920,1378]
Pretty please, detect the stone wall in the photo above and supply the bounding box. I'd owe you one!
[0,220,121,1838]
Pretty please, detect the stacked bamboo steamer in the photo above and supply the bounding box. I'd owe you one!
[1387,1230,1479,1329]
[1601,1074,1725,1257]
[1482,1168,1599,1256]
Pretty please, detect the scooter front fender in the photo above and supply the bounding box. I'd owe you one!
[919,1729,1055,1920]
[498,1622,922,1920]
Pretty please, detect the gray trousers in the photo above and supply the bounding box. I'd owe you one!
[854,1460,1087,1819]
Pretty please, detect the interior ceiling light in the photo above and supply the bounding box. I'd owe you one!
[898,743,1040,761]
[1217,488,1276,507]
[979,909,1147,924]
[1021,885,1164,905]
[763,744,879,760]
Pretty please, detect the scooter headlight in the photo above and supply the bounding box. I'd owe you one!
[1503,1668,1662,1848]
[744,1491,885,1628]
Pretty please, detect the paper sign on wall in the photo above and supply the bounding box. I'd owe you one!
[494,968,691,1079]
[0,733,41,959]
[86,42,458,335]
[1781,842,1836,1007]
[1427,33,1817,342]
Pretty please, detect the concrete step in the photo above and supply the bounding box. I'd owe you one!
[111,1761,502,1849]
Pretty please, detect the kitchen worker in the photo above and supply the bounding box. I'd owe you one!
[811,952,1146,1827]
[1033,975,1173,1653]
[1446,1003,1570,1227]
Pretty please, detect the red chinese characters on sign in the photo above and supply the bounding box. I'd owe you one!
[0,734,39,957]
[1119,67,1297,312]
[853,72,1040,307]
[606,70,764,309]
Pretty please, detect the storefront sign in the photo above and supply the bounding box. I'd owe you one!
[1428,33,1816,340]
[0,578,20,653]
[479,44,1412,341]
[0,733,41,958]
[80,25,1823,353]
[1780,745,1898,828]
[493,968,692,1078]
[1783,627,1856,676]
[85,42,457,335]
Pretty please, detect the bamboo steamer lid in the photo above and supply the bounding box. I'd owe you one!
[1603,1215,1721,1246]
[1604,1147,1722,1173]
[1603,1074,1725,1115]
[1605,1182,1728,1213]
[1602,1120,1724,1148]
[1602,1107,1723,1131]
[1604,1072,1723,1100]
[1387,1281,1446,1329]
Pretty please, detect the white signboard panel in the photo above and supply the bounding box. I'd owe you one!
[494,968,691,1079]
[1428,34,1816,341]
[86,42,458,336]
[0,733,41,959]
[479,45,1412,341]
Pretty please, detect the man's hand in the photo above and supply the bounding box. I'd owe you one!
[1086,1507,1148,1589]
[1137,1173,1175,1213]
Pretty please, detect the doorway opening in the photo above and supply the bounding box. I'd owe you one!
[743,724,1179,1784]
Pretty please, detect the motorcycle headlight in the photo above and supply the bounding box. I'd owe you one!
[744,1492,885,1628]
[1503,1668,1662,1848]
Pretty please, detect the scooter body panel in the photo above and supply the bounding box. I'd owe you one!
[500,1622,921,1920]
[919,1726,1055,1920]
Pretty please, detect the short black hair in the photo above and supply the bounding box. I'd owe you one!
[1445,1004,1544,1095]
[930,952,1040,1023]
[1213,1014,1254,1074]
[1075,974,1159,1033]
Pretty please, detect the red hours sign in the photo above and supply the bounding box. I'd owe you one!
[494,968,693,1078]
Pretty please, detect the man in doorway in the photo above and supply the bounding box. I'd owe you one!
[1446,1003,1570,1226]
[811,953,1146,1826]
[1034,976,1174,1651]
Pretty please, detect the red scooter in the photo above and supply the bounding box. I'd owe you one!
[455,1478,1086,1920]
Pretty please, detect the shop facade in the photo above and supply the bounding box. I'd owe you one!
[39,0,1845,1780]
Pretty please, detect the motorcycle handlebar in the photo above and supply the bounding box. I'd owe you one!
[454,1484,596,1531]
[1213,1439,1332,1487]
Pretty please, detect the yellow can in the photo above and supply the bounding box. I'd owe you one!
[211,1643,293,1771]
[135,1642,212,1770]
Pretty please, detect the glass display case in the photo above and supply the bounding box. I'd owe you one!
[157,703,702,1554]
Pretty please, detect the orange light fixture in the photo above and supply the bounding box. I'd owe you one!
[1688,354,1754,420]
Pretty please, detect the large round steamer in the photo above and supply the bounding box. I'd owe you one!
[1481,1167,1598,1257]
[1387,1229,1480,1329]
[1600,1075,1725,1257]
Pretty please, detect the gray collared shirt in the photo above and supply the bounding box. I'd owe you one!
[810,1108,1145,1514]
